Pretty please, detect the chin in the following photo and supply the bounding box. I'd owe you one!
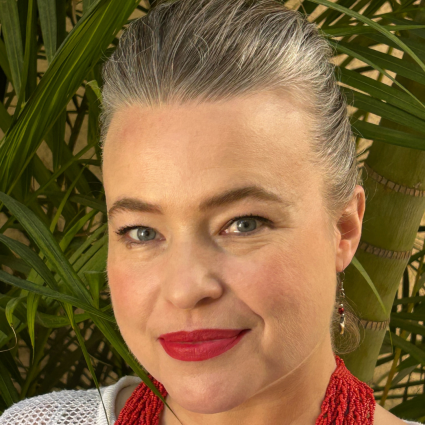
[165,374,253,414]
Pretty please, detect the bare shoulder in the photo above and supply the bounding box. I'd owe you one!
[374,403,408,425]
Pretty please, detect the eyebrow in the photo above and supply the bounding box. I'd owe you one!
[108,185,291,218]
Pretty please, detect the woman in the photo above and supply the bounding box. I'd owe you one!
[0,0,421,424]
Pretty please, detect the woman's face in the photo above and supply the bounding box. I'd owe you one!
[103,91,362,414]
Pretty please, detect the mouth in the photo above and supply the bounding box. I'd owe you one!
[158,329,250,361]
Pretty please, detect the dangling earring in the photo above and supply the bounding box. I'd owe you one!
[338,270,346,335]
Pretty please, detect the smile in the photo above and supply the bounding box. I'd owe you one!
[158,328,250,361]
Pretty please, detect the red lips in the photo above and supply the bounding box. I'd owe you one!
[158,328,249,361]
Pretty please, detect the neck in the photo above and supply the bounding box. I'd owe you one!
[159,334,337,425]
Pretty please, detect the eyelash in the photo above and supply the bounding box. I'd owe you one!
[115,213,273,247]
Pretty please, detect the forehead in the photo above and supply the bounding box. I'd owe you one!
[102,91,319,209]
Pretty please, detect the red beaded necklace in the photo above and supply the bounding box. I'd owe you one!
[116,354,375,425]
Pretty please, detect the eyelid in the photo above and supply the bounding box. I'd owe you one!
[115,225,143,236]
[221,214,272,233]
[115,214,273,246]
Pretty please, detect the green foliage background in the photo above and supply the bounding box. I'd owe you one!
[0,0,424,421]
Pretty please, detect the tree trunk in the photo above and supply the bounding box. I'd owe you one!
[341,5,425,383]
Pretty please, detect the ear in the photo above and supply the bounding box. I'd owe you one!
[335,185,366,272]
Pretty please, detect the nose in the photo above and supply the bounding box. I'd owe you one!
[161,240,224,310]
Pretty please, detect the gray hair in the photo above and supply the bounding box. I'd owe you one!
[101,0,361,220]
[100,0,362,353]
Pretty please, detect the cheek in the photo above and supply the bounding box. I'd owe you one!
[226,228,336,360]
[227,240,319,321]
[108,264,136,315]
[107,254,157,337]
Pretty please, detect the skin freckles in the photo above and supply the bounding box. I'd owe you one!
[103,91,369,425]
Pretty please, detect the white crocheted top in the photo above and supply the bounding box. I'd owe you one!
[0,375,422,424]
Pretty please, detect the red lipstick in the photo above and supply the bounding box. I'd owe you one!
[158,329,249,361]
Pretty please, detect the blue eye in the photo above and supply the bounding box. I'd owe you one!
[224,214,270,235]
[115,213,272,247]
[128,227,157,242]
